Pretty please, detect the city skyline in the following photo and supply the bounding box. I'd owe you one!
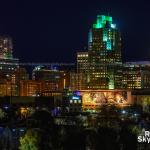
[1,14,150,98]
[0,0,150,63]
[0,2,150,150]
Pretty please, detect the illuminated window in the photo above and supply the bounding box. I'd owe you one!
[78,100,81,103]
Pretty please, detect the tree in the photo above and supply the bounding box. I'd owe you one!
[28,107,35,117]
[0,108,6,119]
[1,127,13,150]
[62,126,86,150]
[31,110,54,129]
[19,129,40,150]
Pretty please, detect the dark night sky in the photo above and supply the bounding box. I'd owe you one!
[0,0,150,63]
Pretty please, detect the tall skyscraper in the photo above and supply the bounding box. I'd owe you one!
[0,36,20,96]
[76,15,122,90]
[0,36,13,59]
[0,36,19,75]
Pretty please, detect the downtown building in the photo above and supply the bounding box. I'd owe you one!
[69,15,150,112]
[71,15,150,91]
[0,36,29,96]
[19,66,70,97]
[123,61,150,89]
[71,15,122,90]
[0,36,19,96]
[32,66,70,96]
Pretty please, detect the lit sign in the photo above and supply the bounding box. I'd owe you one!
[72,96,80,100]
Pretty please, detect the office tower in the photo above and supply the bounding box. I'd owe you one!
[76,15,122,90]
[70,51,89,90]
[0,36,19,79]
[20,80,44,96]
[123,62,150,89]
[0,36,13,59]
[77,52,88,74]
[32,66,70,92]
[70,72,86,90]
[0,36,21,96]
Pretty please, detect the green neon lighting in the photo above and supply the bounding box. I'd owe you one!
[88,30,93,43]
[93,22,102,28]
[106,16,112,22]
[106,40,112,50]
[93,15,116,29]
[113,33,115,46]
[108,72,114,89]
[109,82,114,89]
[111,24,116,29]
[103,30,108,42]
[103,36,107,41]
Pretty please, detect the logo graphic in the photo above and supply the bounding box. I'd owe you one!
[138,130,150,143]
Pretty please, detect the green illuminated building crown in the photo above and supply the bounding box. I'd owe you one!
[93,15,116,29]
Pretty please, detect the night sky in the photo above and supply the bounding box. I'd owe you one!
[0,0,150,63]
